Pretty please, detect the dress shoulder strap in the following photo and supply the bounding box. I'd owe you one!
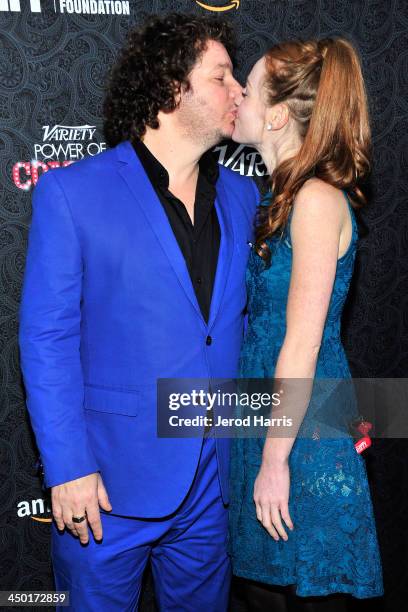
[341,190,358,237]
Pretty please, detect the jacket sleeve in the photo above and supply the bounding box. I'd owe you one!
[18,170,99,488]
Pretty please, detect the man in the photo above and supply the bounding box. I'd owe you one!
[19,12,258,611]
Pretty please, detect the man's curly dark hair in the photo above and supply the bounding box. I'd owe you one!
[102,12,236,147]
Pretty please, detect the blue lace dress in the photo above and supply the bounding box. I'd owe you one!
[228,193,384,598]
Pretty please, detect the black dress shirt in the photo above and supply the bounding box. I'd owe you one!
[132,138,220,324]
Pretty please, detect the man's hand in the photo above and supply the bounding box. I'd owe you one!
[51,472,112,544]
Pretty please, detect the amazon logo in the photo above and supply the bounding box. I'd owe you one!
[195,0,240,12]
[17,498,52,523]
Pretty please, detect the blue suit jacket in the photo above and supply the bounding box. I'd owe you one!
[18,140,258,517]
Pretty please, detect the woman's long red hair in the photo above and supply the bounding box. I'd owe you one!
[256,38,371,264]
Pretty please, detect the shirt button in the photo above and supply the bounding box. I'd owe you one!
[196,277,202,285]
[206,335,212,346]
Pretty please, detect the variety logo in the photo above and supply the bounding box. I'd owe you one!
[195,0,240,12]
[0,0,130,15]
[214,143,266,177]
[13,124,106,191]
[17,498,52,523]
[38,124,101,158]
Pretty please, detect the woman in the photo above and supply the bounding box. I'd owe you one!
[229,38,383,611]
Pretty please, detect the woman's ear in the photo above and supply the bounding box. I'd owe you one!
[265,103,290,131]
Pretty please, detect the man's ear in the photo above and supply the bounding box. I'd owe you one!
[171,81,181,108]
[174,79,191,108]
[266,103,290,130]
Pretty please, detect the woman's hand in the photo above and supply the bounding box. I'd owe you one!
[253,458,294,541]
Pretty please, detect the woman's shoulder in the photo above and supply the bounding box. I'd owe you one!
[288,179,348,251]
[295,178,345,206]
[293,178,348,224]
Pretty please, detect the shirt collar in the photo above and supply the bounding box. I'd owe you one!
[131,138,219,191]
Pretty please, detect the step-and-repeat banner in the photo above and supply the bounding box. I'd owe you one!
[1,1,407,609]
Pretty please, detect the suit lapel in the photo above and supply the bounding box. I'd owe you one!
[208,177,234,331]
[115,140,234,332]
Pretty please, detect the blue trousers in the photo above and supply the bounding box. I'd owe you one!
[51,433,231,611]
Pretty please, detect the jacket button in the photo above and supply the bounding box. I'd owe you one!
[206,335,212,346]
